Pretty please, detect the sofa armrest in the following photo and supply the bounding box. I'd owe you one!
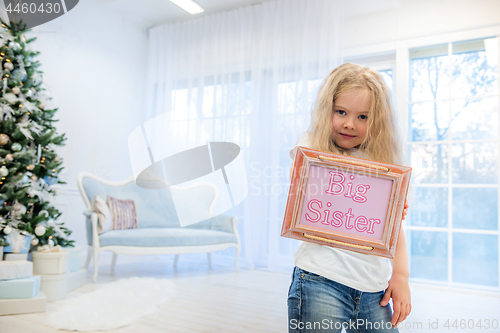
[83,210,100,247]
[83,209,94,217]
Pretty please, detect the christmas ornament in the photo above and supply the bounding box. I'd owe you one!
[13,203,26,216]
[21,174,29,183]
[31,237,39,246]
[3,62,13,71]
[12,69,27,82]
[39,210,48,218]
[48,239,54,247]
[54,156,59,162]
[5,154,13,161]
[30,175,37,181]
[3,92,17,103]
[11,86,20,94]
[44,176,58,185]
[34,225,46,236]
[26,164,34,170]
[18,114,28,123]
[3,225,11,234]
[0,166,8,176]
[8,41,21,52]
[0,133,10,145]
[38,101,45,110]
[25,89,33,97]
[11,142,22,151]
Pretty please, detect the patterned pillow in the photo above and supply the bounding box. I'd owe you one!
[106,195,139,230]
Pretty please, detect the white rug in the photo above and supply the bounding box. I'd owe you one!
[45,277,175,331]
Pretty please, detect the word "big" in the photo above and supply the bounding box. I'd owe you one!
[325,171,370,203]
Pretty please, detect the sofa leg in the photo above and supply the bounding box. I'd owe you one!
[111,253,117,271]
[234,246,240,271]
[207,253,211,268]
[93,249,99,283]
[174,254,179,267]
[84,247,92,269]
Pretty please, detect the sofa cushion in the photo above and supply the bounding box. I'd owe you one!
[82,178,179,228]
[106,195,139,230]
[98,228,238,247]
[91,195,113,234]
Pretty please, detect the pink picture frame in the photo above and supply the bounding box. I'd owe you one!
[281,146,412,259]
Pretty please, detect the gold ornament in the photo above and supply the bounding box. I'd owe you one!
[54,156,59,162]
[30,175,37,181]
[0,134,9,145]
[26,164,34,170]
[5,154,13,161]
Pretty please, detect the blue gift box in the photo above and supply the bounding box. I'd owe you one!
[3,232,33,254]
[0,276,40,299]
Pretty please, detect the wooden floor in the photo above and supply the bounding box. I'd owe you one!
[0,254,499,333]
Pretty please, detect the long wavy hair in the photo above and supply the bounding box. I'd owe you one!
[307,63,402,164]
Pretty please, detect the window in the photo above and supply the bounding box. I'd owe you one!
[407,38,499,290]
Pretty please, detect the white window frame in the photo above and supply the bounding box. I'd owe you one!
[345,25,500,295]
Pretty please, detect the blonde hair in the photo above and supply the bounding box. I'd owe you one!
[307,63,402,165]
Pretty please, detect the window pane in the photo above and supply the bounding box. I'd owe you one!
[409,101,449,141]
[451,97,498,140]
[453,233,498,287]
[411,54,450,101]
[409,230,448,281]
[409,144,448,183]
[452,143,498,184]
[408,187,448,227]
[453,188,498,230]
[451,41,499,99]
[379,70,393,91]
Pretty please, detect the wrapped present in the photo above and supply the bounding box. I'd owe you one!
[62,246,82,273]
[38,273,68,302]
[3,230,33,254]
[32,249,69,275]
[0,276,40,299]
[0,292,46,315]
[0,260,33,280]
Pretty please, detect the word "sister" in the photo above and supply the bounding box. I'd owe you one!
[305,199,381,233]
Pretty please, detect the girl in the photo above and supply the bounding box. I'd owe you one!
[288,63,411,333]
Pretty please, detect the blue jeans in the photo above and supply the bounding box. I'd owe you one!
[287,267,398,333]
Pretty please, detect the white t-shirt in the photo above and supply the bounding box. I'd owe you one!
[290,132,392,292]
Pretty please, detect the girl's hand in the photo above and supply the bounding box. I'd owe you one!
[402,199,409,220]
[380,273,411,327]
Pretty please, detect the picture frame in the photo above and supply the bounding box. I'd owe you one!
[281,146,412,259]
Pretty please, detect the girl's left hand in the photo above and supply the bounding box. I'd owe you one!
[380,273,412,327]
[402,199,409,220]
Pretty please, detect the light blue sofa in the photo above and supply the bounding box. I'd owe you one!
[77,172,241,282]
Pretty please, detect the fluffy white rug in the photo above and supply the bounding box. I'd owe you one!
[45,277,175,331]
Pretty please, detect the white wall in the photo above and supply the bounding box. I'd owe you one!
[23,0,148,247]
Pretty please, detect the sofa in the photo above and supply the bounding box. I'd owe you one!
[76,172,241,282]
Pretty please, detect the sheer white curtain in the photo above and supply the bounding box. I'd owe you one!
[145,0,343,271]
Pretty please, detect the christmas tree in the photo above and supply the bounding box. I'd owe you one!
[0,19,73,251]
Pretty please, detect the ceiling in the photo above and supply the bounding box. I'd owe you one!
[99,0,274,28]
[99,0,400,29]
